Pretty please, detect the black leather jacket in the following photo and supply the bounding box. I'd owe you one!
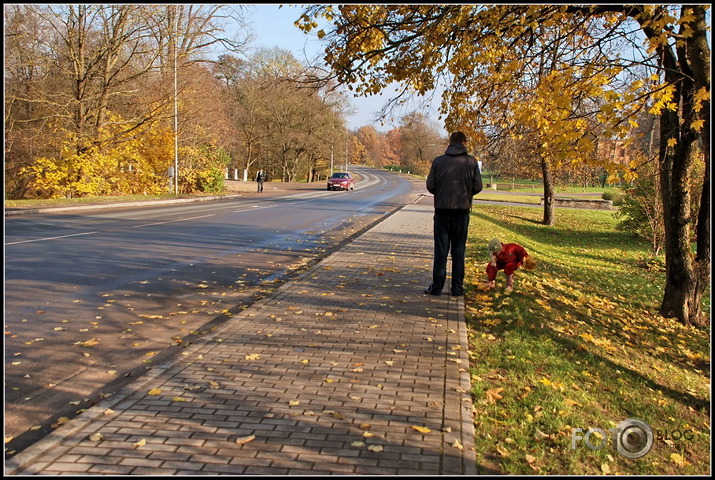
[426,144,483,210]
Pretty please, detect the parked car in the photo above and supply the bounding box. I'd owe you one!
[327,172,355,191]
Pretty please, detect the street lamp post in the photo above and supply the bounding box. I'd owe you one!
[330,123,335,177]
[344,122,349,172]
[173,9,179,195]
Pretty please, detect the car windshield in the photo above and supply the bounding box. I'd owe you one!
[331,173,349,179]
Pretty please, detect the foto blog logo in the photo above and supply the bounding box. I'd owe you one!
[571,418,654,459]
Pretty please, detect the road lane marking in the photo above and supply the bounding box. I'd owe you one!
[132,214,216,228]
[5,231,99,246]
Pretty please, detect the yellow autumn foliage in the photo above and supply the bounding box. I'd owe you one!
[21,114,174,198]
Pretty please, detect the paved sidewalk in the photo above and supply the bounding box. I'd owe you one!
[5,202,476,475]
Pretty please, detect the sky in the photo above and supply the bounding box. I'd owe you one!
[243,3,433,132]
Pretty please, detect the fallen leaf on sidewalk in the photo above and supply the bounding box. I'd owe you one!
[51,417,70,428]
[133,439,146,448]
[147,388,162,395]
[412,425,432,434]
[235,435,256,445]
[88,432,103,442]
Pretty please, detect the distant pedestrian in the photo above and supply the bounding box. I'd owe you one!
[485,238,534,294]
[255,170,266,193]
[424,131,483,296]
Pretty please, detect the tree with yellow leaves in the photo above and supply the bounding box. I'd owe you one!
[298,5,710,326]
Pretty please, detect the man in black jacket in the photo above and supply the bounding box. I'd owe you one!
[424,131,483,296]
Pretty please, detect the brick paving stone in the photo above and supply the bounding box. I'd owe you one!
[5,202,476,476]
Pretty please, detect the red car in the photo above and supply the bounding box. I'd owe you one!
[327,172,355,191]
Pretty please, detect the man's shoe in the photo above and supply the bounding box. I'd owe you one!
[424,286,442,296]
[450,290,464,297]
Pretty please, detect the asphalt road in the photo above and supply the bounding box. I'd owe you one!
[4,166,424,457]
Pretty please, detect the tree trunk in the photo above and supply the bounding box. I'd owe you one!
[655,9,708,326]
[541,157,555,226]
[689,5,711,327]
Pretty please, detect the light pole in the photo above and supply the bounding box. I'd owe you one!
[330,121,334,175]
[173,8,179,195]
[344,121,349,172]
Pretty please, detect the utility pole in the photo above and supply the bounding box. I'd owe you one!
[330,122,335,177]
[173,8,179,195]
[344,122,349,172]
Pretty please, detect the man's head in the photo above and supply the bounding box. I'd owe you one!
[450,131,467,145]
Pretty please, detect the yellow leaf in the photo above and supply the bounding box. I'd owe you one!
[485,387,504,404]
[172,396,186,402]
[235,434,256,445]
[670,453,688,466]
[412,425,431,434]
[88,432,104,442]
[367,445,383,452]
[351,440,365,447]
[133,438,146,448]
[690,119,704,132]
[147,388,162,396]
[51,417,70,428]
[667,138,678,147]
[525,454,537,464]
[452,439,464,450]
[601,463,611,474]
[564,398,581,407]
[289,400,300,406]
[244,353,260,360]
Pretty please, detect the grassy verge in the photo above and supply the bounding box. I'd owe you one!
[3,192,236,209]
[463,205,710,475]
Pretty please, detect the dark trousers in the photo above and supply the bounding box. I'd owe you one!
[430,209,470,295]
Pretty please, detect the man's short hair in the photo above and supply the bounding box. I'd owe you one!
[450,131,467,144]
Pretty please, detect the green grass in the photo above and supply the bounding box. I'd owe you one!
[464,205,710,475]
[478,192,542,204]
